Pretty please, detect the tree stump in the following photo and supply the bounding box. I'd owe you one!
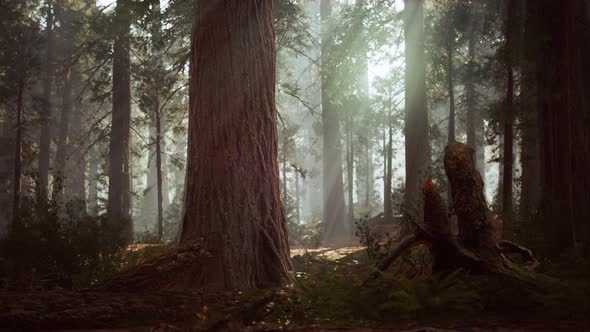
[366,143,552,288]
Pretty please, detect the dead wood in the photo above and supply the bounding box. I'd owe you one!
[365,143,555,288]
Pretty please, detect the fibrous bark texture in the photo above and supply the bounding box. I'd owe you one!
[180,0,292,290]
[368,143,550,288]
[444,142,494,252]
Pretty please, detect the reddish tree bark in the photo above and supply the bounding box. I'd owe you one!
[444,142,495,252]
[368,143,549,287]
[180,0,292,290]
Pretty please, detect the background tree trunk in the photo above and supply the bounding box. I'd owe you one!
[155,100,164,241]
[346,112,354,223]
[465,4,486,185]
[180,0,292,290]
[383,113,394,224]
[518,0,541,240]
[53,42,73,204]
[87,141,100,216]
[320,0,349,243]
[537,0,590,253]
[12,78,24,224]
[404,0,431,223]
[446,40,455,143]
[502,0,516,237]
[39,0,55,200]
[108,0,132,239]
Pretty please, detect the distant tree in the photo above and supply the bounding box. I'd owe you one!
[180,0,292,289]
[404,0,431,223]
[501,0,517,234]
[107,0,132,239]
[38,0,55,200]
[518,0,541,235]
[320,0,349,243]
[0,0,42,226]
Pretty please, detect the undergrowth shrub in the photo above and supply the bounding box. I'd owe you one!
[271,250,590,328]
[288,218,322,248]
[0,198,129,289]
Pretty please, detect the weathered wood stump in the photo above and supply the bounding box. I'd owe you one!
[366,142,552,287]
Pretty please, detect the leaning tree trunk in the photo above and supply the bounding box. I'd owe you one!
[179,0,292,290]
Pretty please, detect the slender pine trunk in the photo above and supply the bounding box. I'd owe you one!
[447,40,455,143]
[39,0,54,199]
[13,78,24,224]
[502,0,516,233]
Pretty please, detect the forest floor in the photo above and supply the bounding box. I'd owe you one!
[1,246,590,331]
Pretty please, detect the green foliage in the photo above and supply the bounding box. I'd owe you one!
[287,218,322,248]
[267,262,482,327]
[0,198,128,290]
[255,253,590,329]
[354,217,386,260]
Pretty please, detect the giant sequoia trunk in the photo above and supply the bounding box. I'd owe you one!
[404,0,431,222]
[107,0,132,238]
[537,0,590,252]
[320,0,349,243]
[179,0,292,290]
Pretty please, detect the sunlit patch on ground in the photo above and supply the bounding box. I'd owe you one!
[126,243,163,252]
[290,246,366,260]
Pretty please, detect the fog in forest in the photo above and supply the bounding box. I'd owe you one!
[0,0,589,330]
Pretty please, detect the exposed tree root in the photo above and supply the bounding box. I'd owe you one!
[94,241,210,292]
